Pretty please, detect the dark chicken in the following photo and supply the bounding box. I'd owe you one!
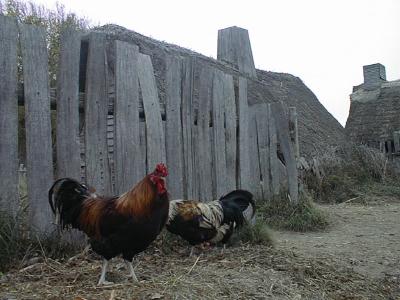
[166,190,255,253]
[48,163,169,285]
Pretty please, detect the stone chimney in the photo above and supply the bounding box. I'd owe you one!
[363,63,386,90]
[217,26,257,78]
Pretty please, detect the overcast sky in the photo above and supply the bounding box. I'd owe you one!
[36,0,400,126]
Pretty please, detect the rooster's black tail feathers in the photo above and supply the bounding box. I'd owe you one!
[48,178,90,229]
[219,190,256,228]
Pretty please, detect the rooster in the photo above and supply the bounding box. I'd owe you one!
[48,163,169,285]
[166,190,255,255]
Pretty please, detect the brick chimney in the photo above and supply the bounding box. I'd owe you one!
[363,63,386,90]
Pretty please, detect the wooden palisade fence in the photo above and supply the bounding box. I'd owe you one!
[0,15,299,236]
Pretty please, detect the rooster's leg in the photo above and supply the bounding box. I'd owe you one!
[125,259,139,283]
[189,246,195,257]
[97,259,113,285]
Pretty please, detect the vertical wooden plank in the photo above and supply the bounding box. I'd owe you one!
[196,65,214,201]
[268,104,281,196]
[56,28,81,180]
[223,73,237,192]
[137,53,166,172]
[20,24,54,235]
[165,55,184,199]
[181,57,196,199]
[212,69,228,198]
[393,131,400,153]
[237,77,251,190]
[139,121,147,179]
[289,107,300,160]
[84,33,112,195]
[0,16,18,216]
[114,41,141,193]
[271,101,299,204]
[254,103,271,200]
[248,106,263,200]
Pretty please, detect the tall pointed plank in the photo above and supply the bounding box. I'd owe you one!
[165,56,184,199]
[237,77,251,190]
[84,33,112,195]
[212,69,228,198]
[0,16,18,216]
[56,28,81,180]
[139,121,147,179]
[254,103,271,200]
[289,107,300,160]
[181,57,196,199]
[114,41,141,193]
[271,102,299,204]
[268,104,280,196]
[196,65,214,201]
[137,53,166,172]
[223,74,237,192]
[248,106,262,200]
[20,24,54,235]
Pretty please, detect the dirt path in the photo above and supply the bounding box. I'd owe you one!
[1,202,399,299]
[277,203,400,279]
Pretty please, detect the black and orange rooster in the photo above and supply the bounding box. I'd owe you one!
[166,190,255,255]
[48,163,169,285]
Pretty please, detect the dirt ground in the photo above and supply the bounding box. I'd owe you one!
[1,202,399,300]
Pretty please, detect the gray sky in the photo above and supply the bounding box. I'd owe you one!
[36,0,400,126]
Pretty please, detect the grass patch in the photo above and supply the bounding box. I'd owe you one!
[232,218,275,247]
[259,193,329,232]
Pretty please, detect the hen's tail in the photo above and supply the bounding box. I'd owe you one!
[48,178,91,229]
[219,190,256,227]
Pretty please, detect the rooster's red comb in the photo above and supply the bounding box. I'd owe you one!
[154,163,168,177]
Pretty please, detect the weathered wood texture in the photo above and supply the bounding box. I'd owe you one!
[217,26,257,78]
[393,131,400,153]
[20,23,54,235]
[289,107,300,160]
[212,69,228,198]
[254,104,271,200]
[268,104,281,196]
[271,102,299,203]
[165,56,184,199]
[223,73,237,193]
[181,57,196,199]
[237,77,251,191]
[196,65,214,201]
[137,53,166,172]
[84,33,112,195]
[56,28,81,180]
[248,106,262,200]
[113,41,141,194]
[0,16,19,216]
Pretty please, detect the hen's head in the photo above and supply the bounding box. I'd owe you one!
[149,163,168,195]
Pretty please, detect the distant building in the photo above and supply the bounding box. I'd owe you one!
[345,63,400,154]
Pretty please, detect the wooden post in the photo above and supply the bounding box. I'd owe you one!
[56,28,81,180]
[196,65,214,201]
[84,33,112,195]
[212,69,228,198]
[137,53,166,172]
[248,107,263,200]
[237,77,251,191]
[0,16,19,217]
[165,55,184,199]
[217,26,257,78]
[268,104,281,196]
[289,107,300,160]
[254,103,271,200]
[270,102,299,204]
[114,41,141,194]
[181,57,196,199]
[20,23,54,235]
[223,73,237,192]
